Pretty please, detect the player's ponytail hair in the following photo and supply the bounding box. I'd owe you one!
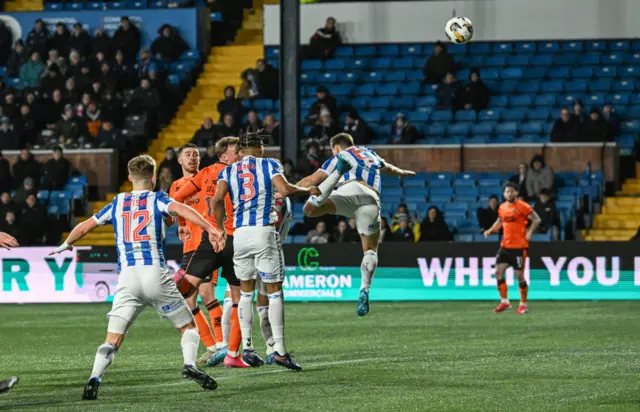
[127,154,156,181]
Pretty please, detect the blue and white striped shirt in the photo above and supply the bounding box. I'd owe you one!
[219,156,282,228]
[92,191,173,271]
[320,146,386,193]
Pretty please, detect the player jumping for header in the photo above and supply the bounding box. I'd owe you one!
[296,133,415,316]
[51,155,220,400]
[484,183,541,314]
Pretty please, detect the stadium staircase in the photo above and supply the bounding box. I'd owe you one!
[73,1,271,246]
[4,0,42,11]
[585,163,640,241]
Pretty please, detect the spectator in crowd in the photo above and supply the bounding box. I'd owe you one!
[298,141,324,176]
[91,50,107,72]
[21,193,46,245]
[307,86,337,124]
[436,72,460,110]
[255,59,279,99]
[389,113,421,144]
[216,113,240,140]
[237,69,259,100]
[456,69,489,112]
[526,154,555,201]
[112,17,141,62]
[581,107,611,142]
[97,120,124,150]
[418,206,453,242]
[98,63,118,93]
[6,40,26,78]
[76,93,92,119]
[551,108,582,143]
[307,17,342,60]
[263,114,280,145]
[508,162,529,200]
[40,64,65,99]
[379,217,393,243]
[83,102,103,139]
[14,177,35,205]
[0,192,17,217]
[282,159,296,182]
[63,78,79,103]
[0,152,12,193]
[192,118,217,147]
[393,214,415,242]
[343,110,373,145]
[66,51,82,79]
[307,108,340,144]
[45,89,66,127]
[534,188,560,241]
[150,24,189,63]
[45,49,66,77]
[200,143,217,168]
[91,28,111,57]
[20,52,45,89]
[131,78,160,114]
[137,49,158,80]
[157,147,182,183]
[89,80,103,102]
[572,100,586,123]
[0,20,11,66]
[2,92,18,120]
[75,64,93,92]
[477,195,499,232]
[1,211,22,245]
[331,219,358,243]
[0,78,6,99]
[391,203,417,231]
[49,23,70,59]
[244,110,262,134]
[423,41,455,84]
[55,104,87,147]
[112,50,136,90]
[15,104,37,145]
[26,19,48,58]
[100,90,123,127]
[306,221,330,244]
[0,117,19,150]
[157,167,173,193]
[69,23,91,57]
[217,86,242,123]
[602,103,621,138]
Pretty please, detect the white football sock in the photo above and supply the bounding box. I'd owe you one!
[360,251,378,293]
[90,343,117,381]
[268,291,287,355]
[221,297,232,347]
[307,170,343,206]
[238,291,255,350]
[181,328,200,366]
[257,305,275,355]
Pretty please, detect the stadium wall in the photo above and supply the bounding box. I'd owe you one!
[264,0,640,45]
[2,243,638,303]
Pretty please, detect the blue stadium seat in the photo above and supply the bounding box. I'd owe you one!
[478,109,501,121]
[602,53,627,65]
[447,123,470,136]
[469,43,491,54]
[539,41,560,53]
[578,53,600,65]
[489,96,508,107]
[301,60,322,70]
[400,44,422,55]
[571,67,594,78]
[430,110,453,122]
[324,59,346,70]
[507,54,531,66]
[390,97,415,110]
[586,94,606,106]
[562,41,583,52]
[407,111,429,122]
[534,93,557,107]
[554,53,579,65]
[339,71,362,82]
[530,54,553,66]
[354,84,375,96]
[471,122,494,135]
[565,79,589,92]
[501,68,523,80]
[365,71,384,82]
[369,97,391,109]
[66,2,84,9]
[429,173,453,185]
[328,84,352,96]
[589,79,612,92]
[528,108,550,121]
[128,0,147,8]
[406,70,424,82]
[612,79,635,92]
[510,95,533,106]
[106,1,125,8]
[516,81,540,94]
[392,57,414,69]
[494,80,518,94]
[495,122,519,135]
[540,80,564,93]
[454,110,477,122]
[384,71,406,82]
[524,67,546,79]
[355,45,376,56]
[610,40,630,51]
[521,122,544,135]
[447,44,467,55]
[351,97,369,110]
[622,66,640,77]
[457,219,480,234]
[485,55,507,67]
[456,234,474,242]
[415,95,437,107]
[479,69,499,80]
[45,2,63,10]
[378,44,399,56]
[595,66,617,78]
[502,109,527,121]
[586,40,606,51]
[492,42,513,54]
[622,120,640,133]
[400,82,421,95]
[514,42,536,53]
[548,67,570,78]
[372,57,392,69]
[346,58,370,70]
[376,84,399,96]
[426,124,446,136]
[454,172,477,186]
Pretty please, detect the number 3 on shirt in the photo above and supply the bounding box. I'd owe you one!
[239,172,255,201]
[122,210,151,242]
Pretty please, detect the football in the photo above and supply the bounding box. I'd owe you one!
[445,16,474,44]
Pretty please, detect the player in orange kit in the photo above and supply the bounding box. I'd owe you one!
[484,183,541,315]
[173,137,254,368]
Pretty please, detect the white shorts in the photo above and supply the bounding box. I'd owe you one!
[233,226,285,284]
[328,181,381,235]
[107,266,193,334]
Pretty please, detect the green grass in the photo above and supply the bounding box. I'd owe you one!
[0,302,639,411]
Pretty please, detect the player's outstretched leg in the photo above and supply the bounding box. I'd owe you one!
[306,155,351,208]
[222,288,250,368]
[267,288,302,371]
[237,290,265,367]
[358,250,378,317]
[83,334,120,400]
[180,326,217,390]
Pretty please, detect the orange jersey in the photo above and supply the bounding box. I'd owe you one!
[169,176,204,253]
[174,162,235,235]
[498,199,533,249]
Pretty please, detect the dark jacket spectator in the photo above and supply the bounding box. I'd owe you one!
[436,73,461,110]
[307,17,342,60]
[602,103,621,138]
[55,105,87,146]
[112,50,137,90]
[343,110,374,145]
[12,149,41,189]
[137,49,158,80]
[331,220,358,243]
[200,144,218,168]
[97,121,126,150]
[216,114,240,140]
[297,142,324,176]
[477,195,499,231]
[150,24,189,63]
[392,214,415,242]
[0,118,19,151]
[572,100,586,123]
[419,206,453,242]
[14,177,36,205]
[534,188,560,240]
[157,148,182,182]
[40,64,65,99]
[42,147,72,190]
[307,108,340,144]
[90,51,108,75]
[0,20,12,66]
[508,162,529,200]
[69,23,91,57]
[49,23,71,59]
[19,52,46,89]
[131,78,160,113]
[0,192,18,218]
[526,154,555,200]
[100,91,124,127]
[308,86,337,124]
[456,70,489,112]
[389,113,421,144]
[6,40,26,77]
[91,28,111,57]
[45,89,67,126]
[244,111,263,134]
[63,77,80,104]
[75,64,93,93]
[15,105,37,146]
[191,118,217,147]
[263,114,280,146]
[217,86,243,123]
[551,108,582,142]
[112,17,141,62]
[255,59,279,99]
[98,63,119,93]
[581,108,612,142]
[423,41,456,84]
[2,93,19,120]
[306,221,330,244]
[1,211,22,245]
[21,194,46,245]
[0,153,12,193]
[26,19,48,57]
[66,51,82,79]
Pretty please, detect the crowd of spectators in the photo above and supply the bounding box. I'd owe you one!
[550,101,621,142]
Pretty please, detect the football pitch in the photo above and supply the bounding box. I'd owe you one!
[0,301,639,411]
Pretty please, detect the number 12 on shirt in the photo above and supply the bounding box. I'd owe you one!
[122,210,151,242]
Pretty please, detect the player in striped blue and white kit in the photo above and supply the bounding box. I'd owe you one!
[211,132,319,371]
[297,133,415,317]
[51,155,220,400]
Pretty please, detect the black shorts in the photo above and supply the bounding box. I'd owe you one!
[184,233,239,286]
[496,247,527,270]
[180,251,194,271]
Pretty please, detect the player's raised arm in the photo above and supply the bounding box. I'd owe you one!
[526,210,542,241]
[380,161,416,177]
[296,169,327,188]
[51,215,99,254]
[173,173,202,229]
[210,179,229,252]
[484,218,502,238]
[167,201,222,246]
[273,175,320,198]
[0,232,18,250]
